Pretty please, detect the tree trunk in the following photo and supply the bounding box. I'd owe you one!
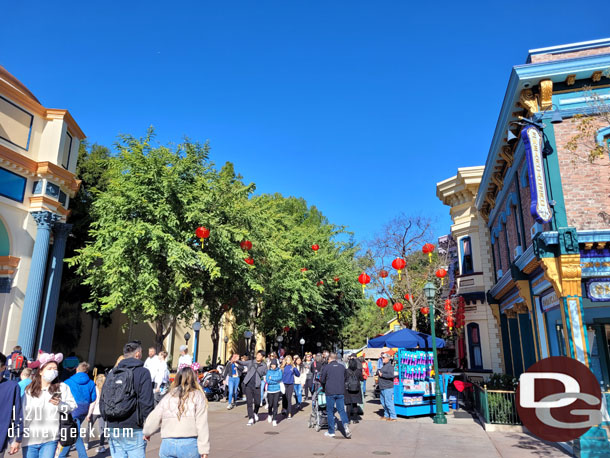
[411,302,417,330]
[211,322,220,367]
[155,318,172,352]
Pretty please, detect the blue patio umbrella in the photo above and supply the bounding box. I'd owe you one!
[368,328,445,349]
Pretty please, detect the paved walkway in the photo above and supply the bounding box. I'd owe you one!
[70,391,569,458]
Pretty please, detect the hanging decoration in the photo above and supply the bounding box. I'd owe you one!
[445,298,453,331]
[393,302,404,312]
[317,280,324,286]
[358,272,371,293]
[391,258,406,280]
[240,240,253,251]
[421,306,429,315]
[283,326,290,332]
[404,293,413,302]
[300,268,308,276]
[195,226,210,248]
[334,277,340,283]
[435,268,447,286]
[379,269,389,278]
[422,243,435,263]
[311,244,320,254]
[376,297,388,309]
[457,296,466,330]
[244,257,254,268]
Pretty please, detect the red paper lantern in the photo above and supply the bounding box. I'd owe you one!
[393,302,404,312]
[391,258,406,280]
[436,268,448,287]
[422,243,435,263]
[334,277,340,282]
[404,293,413,302]
[283,326,290,332]
[317,280,324,286]
[376,298,388,309]
[444,298,452,311]
[421,306,429,315]
[358,272,371,293]
[379,269,389,278]
[195,226,210,247]
[244,257,254,266]
[300,268,308,275]
[311,244,320,253]
[240,240,253,251]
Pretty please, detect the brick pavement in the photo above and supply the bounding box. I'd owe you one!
[62,391,569,458]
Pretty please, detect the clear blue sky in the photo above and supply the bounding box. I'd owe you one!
[3,2,609,245]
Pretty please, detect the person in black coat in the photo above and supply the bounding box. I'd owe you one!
[344,358,363,423]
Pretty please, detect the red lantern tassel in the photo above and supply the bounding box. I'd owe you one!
[397,269,402,281]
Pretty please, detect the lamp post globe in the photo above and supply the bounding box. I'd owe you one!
[244,330,253,357]
[184,332,191,342]
[299,338,305,355]
[223,335,229,363]
[424,281,446,425]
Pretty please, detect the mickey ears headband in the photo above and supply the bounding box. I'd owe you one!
[39,353,64,366]
[178,362,200,372]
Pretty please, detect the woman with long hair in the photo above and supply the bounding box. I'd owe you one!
[293,356,306,410]
[86,374,106,453]
[302,353,313,400]
[143,366,210,458]
[280,355,300,419]
[344,357,364,424]
[21,353,77,458]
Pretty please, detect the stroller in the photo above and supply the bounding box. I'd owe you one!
[201,368,225,402]
[308,386,328,432]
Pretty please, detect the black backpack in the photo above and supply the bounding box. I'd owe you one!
[100,366,137,421]
[346,370,360,392]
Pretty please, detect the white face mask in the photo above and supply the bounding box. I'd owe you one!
[42,370,58,383]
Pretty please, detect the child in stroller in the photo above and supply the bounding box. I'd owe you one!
[201,367,225,402]
[308,385,328,432]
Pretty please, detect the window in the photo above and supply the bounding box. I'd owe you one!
[58,190,67,206]
[467,323,483,369]
[460,236,474,275]
[32,180,43,194]
[61,132,73,169]
[0,95,33,150]
[45,182,59,199]
[0,167,27,202]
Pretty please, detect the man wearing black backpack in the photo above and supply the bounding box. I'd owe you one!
[101,341,154,458]
[319,352,352,439]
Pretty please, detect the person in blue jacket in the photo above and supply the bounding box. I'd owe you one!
[0,352,23,458]
[280,355,300,419]
[264,359,283,426]
[59,362,96,458]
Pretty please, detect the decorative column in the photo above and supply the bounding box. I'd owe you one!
[18,211,58,360]
[38,223,72,352]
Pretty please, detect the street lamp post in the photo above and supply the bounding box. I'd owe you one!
[224,335,229,363]
[244,331,253,358]
[316,341,321,352]
[276,335,284,356]
[299,338,305,356]
[192,321,202,363]
[424,281,447,425]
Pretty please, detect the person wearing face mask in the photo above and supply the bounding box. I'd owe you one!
[22,353,77,458]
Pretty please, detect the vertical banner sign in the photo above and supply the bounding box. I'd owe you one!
[521,126,553,224]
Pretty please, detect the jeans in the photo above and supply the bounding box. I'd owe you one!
[361,379,366,397]
[108,428,146,458]
[88,414,106,447]
[228,376,240,405]
[380,388,397,419]
[294,384,302,404]
[245,383,261,420]
[22,441,58,458]
[325,394,349,435]
[58,417,87,458]
[159,438,199,458]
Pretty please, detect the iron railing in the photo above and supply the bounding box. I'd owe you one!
[472,383,521,425]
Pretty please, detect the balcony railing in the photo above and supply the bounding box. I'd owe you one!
[472,383,521,425]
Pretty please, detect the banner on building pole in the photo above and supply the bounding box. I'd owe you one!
[522,126,553,224]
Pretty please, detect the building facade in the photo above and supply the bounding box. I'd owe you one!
[0,65,84,359]
[437,167,503,374]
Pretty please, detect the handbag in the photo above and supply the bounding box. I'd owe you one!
[280,382,286,394]
[59,411,79,447]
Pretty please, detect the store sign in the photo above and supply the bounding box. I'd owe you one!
[522,126,553,224]
[588,280,610,301]
[540,289,560,313]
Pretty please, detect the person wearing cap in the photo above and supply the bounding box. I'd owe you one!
[22,352,78,458]
[234,350,267,426]
[376,353,397,421]
[0,352,23,458]
[177,345,192,368]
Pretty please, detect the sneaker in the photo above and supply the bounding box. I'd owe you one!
[388,418,397,422]
[247,419,254,426]
[98,447,106,453]
[287,415,292,420]
[227,404,233,410]
[324,432,335,438]
[344,426,352,439]
[254,413,259,422]
[268,415,272,423]
[272,420,277,427]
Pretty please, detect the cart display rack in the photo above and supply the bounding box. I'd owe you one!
[392,349,453,417]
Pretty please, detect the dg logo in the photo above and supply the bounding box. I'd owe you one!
[516,356,603,442]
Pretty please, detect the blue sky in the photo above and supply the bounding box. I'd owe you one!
[3,1,610,245]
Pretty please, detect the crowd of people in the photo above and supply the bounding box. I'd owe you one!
[0,342,397,458]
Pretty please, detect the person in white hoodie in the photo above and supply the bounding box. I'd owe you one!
[21,353,77,458]
[153,352,170,405]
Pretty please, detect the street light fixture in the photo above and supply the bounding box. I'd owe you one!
[244,330,253,358]
[192,321,202,363]
[299,338,305,356]
[184,332,191,343]
[423,281,447,425]
[276,335,284,355]
[223,335,229,363]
